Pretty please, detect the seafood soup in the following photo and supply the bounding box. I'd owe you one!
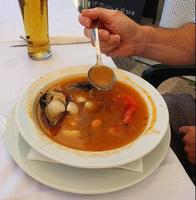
[37,76,149,151]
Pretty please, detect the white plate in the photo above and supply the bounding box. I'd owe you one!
[15,66,169,169]
[5,109,171,194]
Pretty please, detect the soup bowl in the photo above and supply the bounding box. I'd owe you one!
[15,65,169,169]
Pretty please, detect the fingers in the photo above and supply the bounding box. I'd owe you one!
[84,28,110,41]
[83,28,121,55]
[179,126,196,164]
[101,35,121,56]
[179,126,189,137]
[78,14,91,28]
[184,145,196,165]
[81,8,116,23]
[179,126,195,137]
[180,126,194,143]
[179,126,190,133]
[79,8,117,29]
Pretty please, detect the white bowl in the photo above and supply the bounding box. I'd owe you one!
[15,65,169,169]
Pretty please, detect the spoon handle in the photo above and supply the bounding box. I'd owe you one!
[91,27,102,65]
[73,0,89,12]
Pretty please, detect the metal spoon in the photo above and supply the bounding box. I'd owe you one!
[73,0,115,90]
[88,27,115,90]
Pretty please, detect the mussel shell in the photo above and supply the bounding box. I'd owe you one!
[39,90,66,127]
[67,83,94,90]
[39,92,48,110]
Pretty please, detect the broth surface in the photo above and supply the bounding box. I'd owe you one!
[37,76,149,151]
[88,65,114,89]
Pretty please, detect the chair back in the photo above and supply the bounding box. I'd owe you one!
[160,0,195,28]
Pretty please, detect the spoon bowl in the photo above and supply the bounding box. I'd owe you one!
[88,64,115,90]
[88,27,116,90]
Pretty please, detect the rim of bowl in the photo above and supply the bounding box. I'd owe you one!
[15,65,169,168]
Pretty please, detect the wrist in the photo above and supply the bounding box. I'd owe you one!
[137,25,153,57]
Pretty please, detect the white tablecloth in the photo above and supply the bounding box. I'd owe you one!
[0,1,195,199]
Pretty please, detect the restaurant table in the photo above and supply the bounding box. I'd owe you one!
[0,1,195,200]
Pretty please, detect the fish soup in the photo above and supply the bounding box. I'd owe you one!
[37,76,149,151]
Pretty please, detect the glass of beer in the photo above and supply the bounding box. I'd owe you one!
[18,0,52,60]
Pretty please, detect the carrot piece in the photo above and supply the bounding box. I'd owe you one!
[91,119,102,128]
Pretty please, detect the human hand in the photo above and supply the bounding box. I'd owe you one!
[78,8,144,57]
[179,126,196,165]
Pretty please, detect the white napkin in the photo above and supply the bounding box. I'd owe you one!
[0,99,17,139]
[50,36,91,45]
[27,148,143,173]
[0,114,7,139]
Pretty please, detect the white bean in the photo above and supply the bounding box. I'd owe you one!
[62,130,81,137]
[76,95,87,103]
[67,102,79,115]
[84,101,94,110]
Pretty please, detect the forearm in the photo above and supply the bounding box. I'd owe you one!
[139,23,195,65]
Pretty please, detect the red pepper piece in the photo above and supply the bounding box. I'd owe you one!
[123,105,136,124]
[113,94,137,125]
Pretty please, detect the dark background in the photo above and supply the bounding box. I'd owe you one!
[89,0,146,22]
[89,0,160,24]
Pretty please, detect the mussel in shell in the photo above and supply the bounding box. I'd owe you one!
[39,90,66,126]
